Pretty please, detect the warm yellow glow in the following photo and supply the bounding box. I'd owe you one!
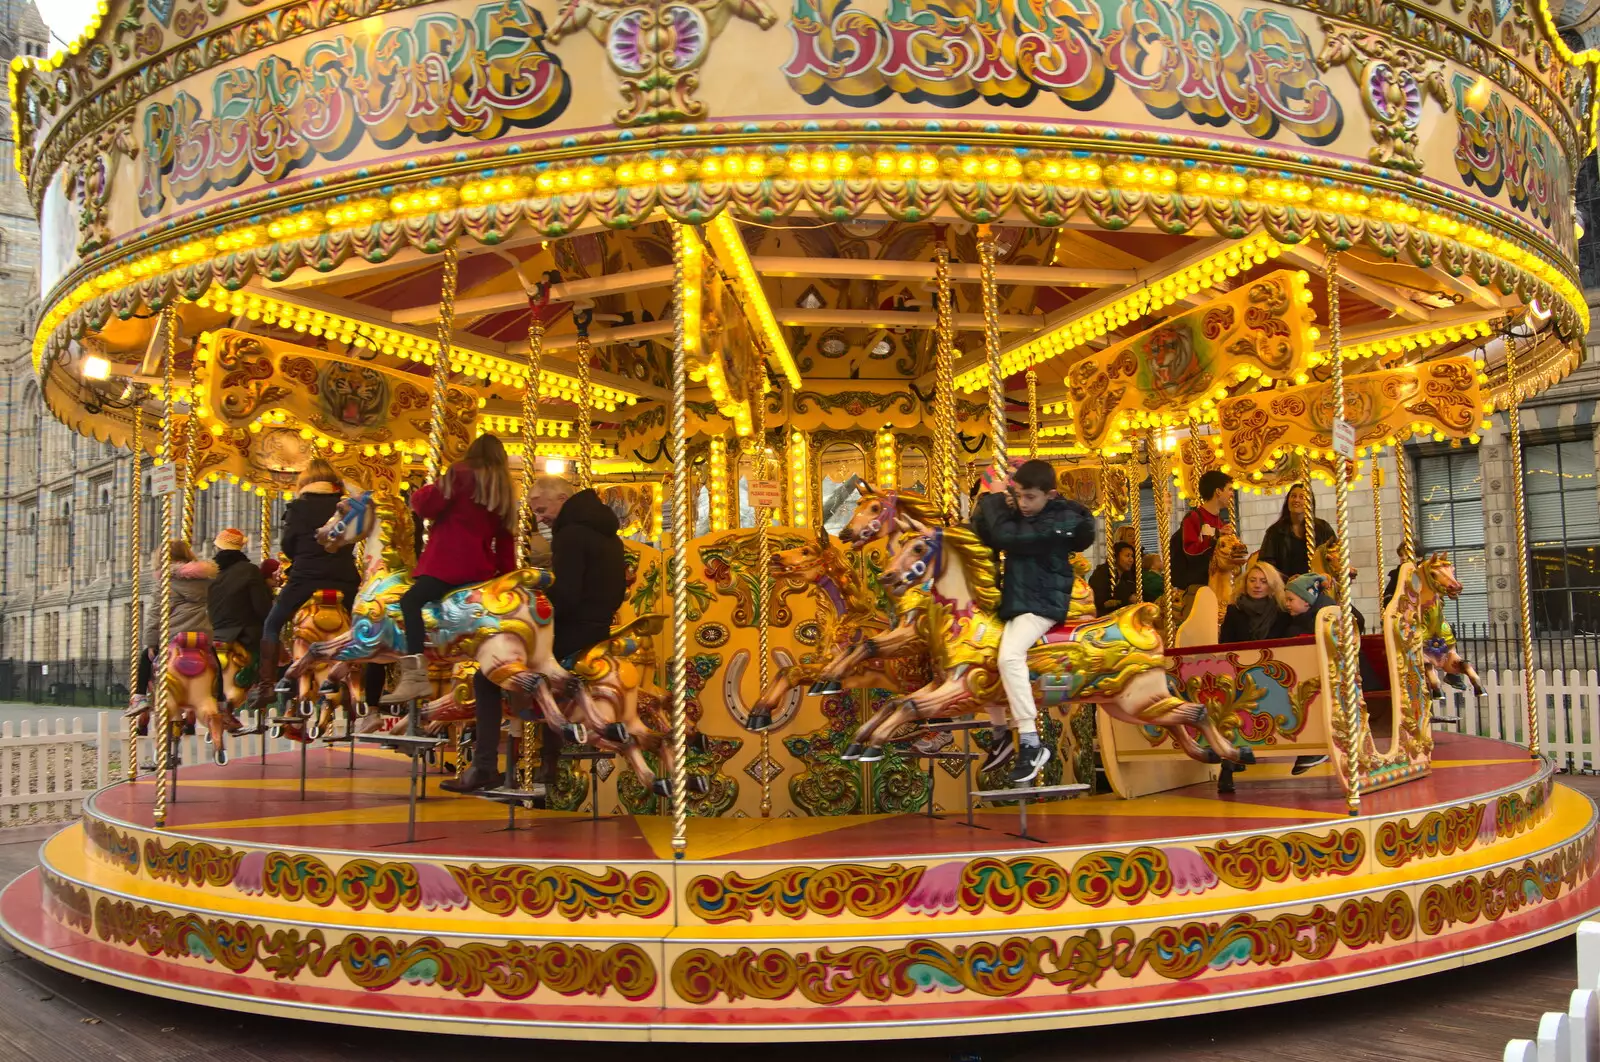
[959,234,1284,391]
[1332,318,1496,362]
[788,429,808,527]
[544,456,568,476]
[81,355,110,380]
[876,428,897,490]
[706,214,802,390]
[709,437,729,531]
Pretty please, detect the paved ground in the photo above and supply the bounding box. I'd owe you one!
[0,780,1593,1061]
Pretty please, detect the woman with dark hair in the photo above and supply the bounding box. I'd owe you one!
[1258,484,1335,580]
[1090,541,1140,616]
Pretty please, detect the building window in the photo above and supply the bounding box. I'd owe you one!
[1524,437,1600,634]
[1414,448,1489,626]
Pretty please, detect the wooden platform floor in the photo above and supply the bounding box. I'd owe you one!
[0,773,1593,1062]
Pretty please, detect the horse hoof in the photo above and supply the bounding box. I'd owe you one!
[319,680,339,696]
[297,701,313,718]
[857,745,884,763]
[356,703,370,717]
[687,732,709,754]
[267,725,282,739]
[745,711,773,732]
[808,680,842,696]
[651,779,672,798]
[1236,747,1256,766]
[1199,748,1221,765]
[214,748,229,767]
[561,723,587,745]
[307,724,321,741]
[202,731,213,745]
[689,776,710,795]
[841,743,863,761]
[602,723,630,744]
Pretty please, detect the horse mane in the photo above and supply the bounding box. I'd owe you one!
[894,491,943,526]
[936,524,1002,615]
[372,492,417,574]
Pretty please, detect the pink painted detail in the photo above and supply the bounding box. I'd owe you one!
[414,863,469,911]
[902,861,965,915]
[1036,618,1097,646]
[1479,802,1497,845]
[231,851,266,895]
[1164,847,1219,895]
[168,632,214,679]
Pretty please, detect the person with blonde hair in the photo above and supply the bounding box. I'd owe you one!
[383,434,517,703]
[1219,561,1287,643]
[243,458,360,708]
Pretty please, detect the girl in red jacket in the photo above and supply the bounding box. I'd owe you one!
[383,434,517,703]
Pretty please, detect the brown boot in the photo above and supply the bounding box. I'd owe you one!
[440,762,503,793]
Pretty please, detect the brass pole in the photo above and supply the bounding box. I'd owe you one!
[154,307,178,827]
[180,345,198,543]
[1395,447,1417,564]
[574,326,595,491]
[979,234,1006,471]
[522,330,546,787]
[1126,463,1143,604]
[428,246,460,480]
[259,494,271,564]
[1151,436,1174,641]
[1326,251,1364,815]
[933,247,957,521]
[669,225,693,857]
[126,404,143,782]
[752,397,772,818]
[1026,369,1039,459]
[1506,330,1540,757]
[1372,463,1385,604]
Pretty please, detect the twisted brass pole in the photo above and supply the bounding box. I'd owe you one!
[1506,331,1540,757]
[934,247,957,521]
[753,397,772,818]
[979,236,1006,471]
[1126,464,1142,604]
[575,331,594,491]
[669,226,692,857]
[1327,251,1364,815]
[154,307,177,827]
[1026,369,1039,459]
[259,495,271,564]
[1395,447,1416,564]
[428,246,460,480]
[180,348,198,543]
[518,320,545,788]
[126,405,143,782]
[1372,463,1385,604]
[1151,438,1174,642]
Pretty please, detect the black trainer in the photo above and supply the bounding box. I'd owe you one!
[980,729,1017,773]
[1009,741,1051,785]
[1291,754,1329,775]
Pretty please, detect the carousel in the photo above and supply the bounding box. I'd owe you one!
[1,0,1598,1040]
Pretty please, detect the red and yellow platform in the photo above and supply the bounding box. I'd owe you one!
[1,731,1594,1041]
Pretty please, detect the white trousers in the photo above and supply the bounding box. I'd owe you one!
[997,612,1054,736]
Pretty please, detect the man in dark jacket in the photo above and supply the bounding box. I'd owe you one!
[443,477,627,795]
[971,459,1095,784]
[208,528,273,656]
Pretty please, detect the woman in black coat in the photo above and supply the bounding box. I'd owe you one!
[1090,542,1140,616]
[243,459,361,707]
[1258,485,1335,580]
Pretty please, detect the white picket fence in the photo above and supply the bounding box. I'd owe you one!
[1440,669,1600,773]
[0,714,300,828]
[1504,923,1600,1061]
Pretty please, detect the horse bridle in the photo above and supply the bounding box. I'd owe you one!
[323,491,373,544]
[895,527,942,592]
[854,490,899,544]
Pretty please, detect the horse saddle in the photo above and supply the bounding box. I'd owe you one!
[1033,616,1099,647]
[571,614,666,678]
[294,590,350,637]
[166,632,214,678]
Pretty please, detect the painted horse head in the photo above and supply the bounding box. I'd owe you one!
[1418,551,1463,598]
[837,482,899,547]
[771,526,834,579]
[881,525,943,596]
[1210,530,1250,575]
[316,490,376,550]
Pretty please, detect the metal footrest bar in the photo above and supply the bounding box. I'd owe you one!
[973,783,1089,841]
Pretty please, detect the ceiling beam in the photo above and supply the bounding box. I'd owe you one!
[752,257,1137,288]
[1279,244,1431,322]
[241,283,670,403]
[1432,270,1511,311]
[776,308,1041,331]
[392,265,677,325]
[924,237,1232,387]
[505,318,675,354]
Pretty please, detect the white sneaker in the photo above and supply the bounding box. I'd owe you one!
[380,656,433,704]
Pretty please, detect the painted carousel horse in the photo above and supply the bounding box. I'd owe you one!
[1175,531,1251,644]
[733,525,930,733]
[843,519,1254,768]
[291,491,689,796]
[166,633,231,766]
[1416,551,1485,695]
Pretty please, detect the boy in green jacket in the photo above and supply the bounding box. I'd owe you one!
[971,459,1095,784]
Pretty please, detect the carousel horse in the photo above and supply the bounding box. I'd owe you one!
[292,491,690,796]
[1175,531,1252,644]
[841,518,1254,768]
[165,633,231,766]
[1416,552,1485,696]
[734,525,930,733]
[287,589,360,741]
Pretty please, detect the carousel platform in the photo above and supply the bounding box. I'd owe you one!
[0,731,1594,1041]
